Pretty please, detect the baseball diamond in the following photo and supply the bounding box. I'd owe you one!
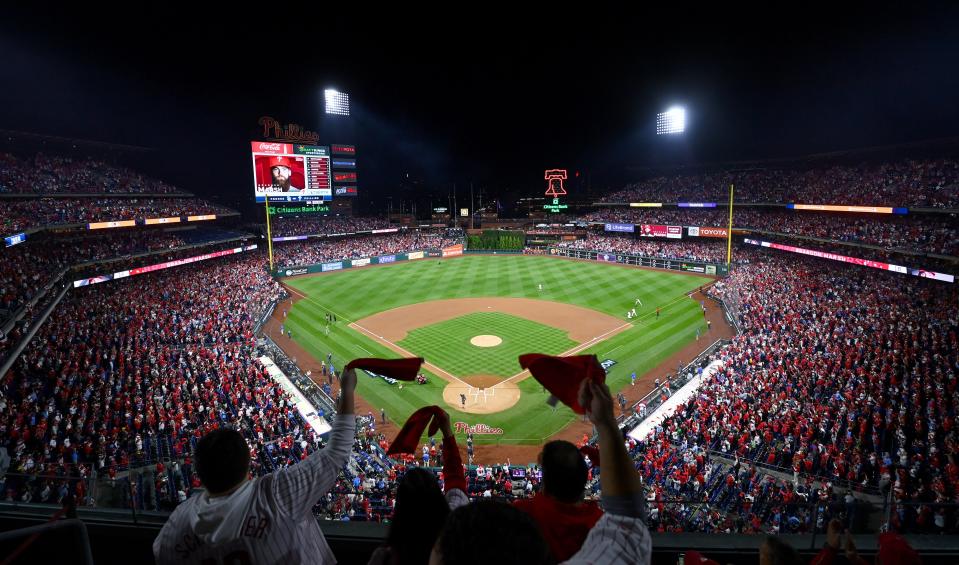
[277,254,710,447]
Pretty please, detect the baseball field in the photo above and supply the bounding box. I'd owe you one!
[279,254,710,445]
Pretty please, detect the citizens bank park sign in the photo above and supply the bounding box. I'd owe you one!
[454,422,504,435]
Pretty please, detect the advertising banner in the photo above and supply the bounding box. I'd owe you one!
[187,215,217,222]
[89,220,136,230]
[745,239,954,283]
[597,253,618,262]
[371,228,399,234]
[639,224,682,239]
[787,204,903,214]
[442,244,464,257]
[145,217,182,225]
[604,223,635,233]
[681,263,706,273]
[688,226,728,238]
[4,233,26,248]
[629,202,662,207]
[74,245,257,287]
[352,257,371,267]
[283,267,309,276]
[321,261,343,272]
[678,202,717,208]
[377,254,396,264]
[408,251,425,260]
[272,236,308,242]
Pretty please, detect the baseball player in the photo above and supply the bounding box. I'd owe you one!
[634,297,643,307]
[153,367,358,564]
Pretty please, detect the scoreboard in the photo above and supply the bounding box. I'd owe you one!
[251,141,331,202]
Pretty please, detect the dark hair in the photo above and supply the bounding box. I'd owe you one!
[387,468,450,564]
[540,440,588,503]
[437,500,550,565]
[761,536,803,565]
[195,428,250,494]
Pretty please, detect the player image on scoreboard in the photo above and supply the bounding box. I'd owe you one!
[251,142,332,202]
[254,154,305,193]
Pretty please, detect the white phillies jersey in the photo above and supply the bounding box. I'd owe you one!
[154,415,354,565]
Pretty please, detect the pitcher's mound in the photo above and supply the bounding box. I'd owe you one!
[470,335,503,347]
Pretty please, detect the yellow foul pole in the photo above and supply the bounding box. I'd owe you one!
[264,199,275,272]
[726,183,734,266]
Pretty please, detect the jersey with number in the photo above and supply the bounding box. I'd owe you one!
[153,414,355,565]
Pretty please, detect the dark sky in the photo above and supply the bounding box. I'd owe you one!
[2,6,958,214]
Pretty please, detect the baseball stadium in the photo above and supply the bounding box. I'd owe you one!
[2,8,959,565]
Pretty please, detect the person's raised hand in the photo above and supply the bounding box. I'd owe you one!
[435,409,454,439]
[825,519,842,550]
[337,367,357,414]
[578,379,616,430]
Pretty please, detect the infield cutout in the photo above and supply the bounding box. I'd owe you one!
[470,335,503,347]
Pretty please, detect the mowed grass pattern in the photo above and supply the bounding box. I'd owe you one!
[399,312,576,377]
[283,255,710,444]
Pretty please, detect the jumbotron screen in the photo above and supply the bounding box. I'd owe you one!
[251,141,332,202]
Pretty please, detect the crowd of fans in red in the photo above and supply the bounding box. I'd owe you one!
[0,153,183,195]
[555,234,730,263]
[270,216,393,237]
[580,208,959,257]
[272,230,462,268]
[600,158,959,207]
[0,197,236,234]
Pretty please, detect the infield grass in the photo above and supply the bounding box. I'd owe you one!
[282,255,709,444]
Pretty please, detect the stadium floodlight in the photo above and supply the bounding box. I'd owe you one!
[656,106,685,135]
[324,89,350,116]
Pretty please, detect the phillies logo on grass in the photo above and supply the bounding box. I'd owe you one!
[454,422,504,435]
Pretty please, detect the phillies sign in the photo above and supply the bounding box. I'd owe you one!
[454,422,504,435]
[258,116,320,144]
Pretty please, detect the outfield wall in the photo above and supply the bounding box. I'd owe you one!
[547,247,729,276]
[273,246,729,278]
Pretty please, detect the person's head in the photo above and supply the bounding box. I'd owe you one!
[759,536,803,565]
[271,165,292,190]
[194,428,250,495]
[539,440,588,503]
[388,468,450,564]
[430,500,550,565]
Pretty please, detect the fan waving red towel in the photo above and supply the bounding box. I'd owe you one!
[386,405,445,455]
[518,354,606,414]
[345,357,423,381]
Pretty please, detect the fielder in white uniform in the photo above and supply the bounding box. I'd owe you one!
[153,368,358,565]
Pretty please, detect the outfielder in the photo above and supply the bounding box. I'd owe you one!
[153,368,358,564]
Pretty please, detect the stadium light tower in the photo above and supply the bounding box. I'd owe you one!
[324,89,350,116]
[656,106,686,135]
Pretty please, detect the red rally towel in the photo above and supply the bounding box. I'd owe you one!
[346,357,423,381]
[518,354,606,414]
[386,405,444,455]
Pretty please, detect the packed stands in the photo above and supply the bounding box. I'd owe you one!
[272,230,462,268]
[270,216,392,237]
[0,198,236,233]
[0,152,183,194]
[599,158,959,207]
[555,234,729,263]
[580,208,959,257]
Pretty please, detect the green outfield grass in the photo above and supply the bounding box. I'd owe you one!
[282,255,710,445]
[398,312,576,377]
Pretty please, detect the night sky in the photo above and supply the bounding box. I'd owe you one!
[2,6,958,215]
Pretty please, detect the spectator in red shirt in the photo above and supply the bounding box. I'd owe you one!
[513,440,603,562]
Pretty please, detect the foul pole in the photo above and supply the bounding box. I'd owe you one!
[265,200,275,271]
[726,183,734,266]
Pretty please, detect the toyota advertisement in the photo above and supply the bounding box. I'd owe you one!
[687,226,729,238]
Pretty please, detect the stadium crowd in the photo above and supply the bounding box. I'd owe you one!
[0,197,235,233]
[272,230,461,268]
[580,208,959,257]
[599,157,959,207]
[270,216,393,237]
[555,234,729,263]
[0,255,299,509]
[0,152,182,194]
